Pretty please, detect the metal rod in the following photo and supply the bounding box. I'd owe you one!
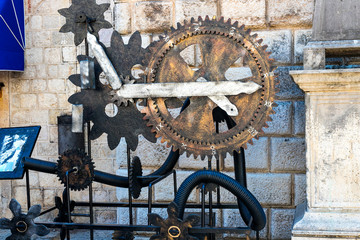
[89,182,94,240]
[74,201,240,209]
[201,184,205,228]
[215,121,221,205]
[148,184,153,225]
[127,146,133,225]
[173,170,177,197]
[25,169,31,210]
[65,172,72,240]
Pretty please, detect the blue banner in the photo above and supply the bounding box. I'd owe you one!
[0,0,25,71]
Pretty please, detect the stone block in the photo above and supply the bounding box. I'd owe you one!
[294,29,312,63]
[304,47,325,70]
[268,0,314,27]
[31,31,51,47]
[31,79,47,92]
[62,46,76,62]
[221,0,266,28]
[44,189,56,206]
[58,64,76,78]
[44,48,61,64]
[223,208,268,239]
[10,79,30,93]
[130,137,170,168]
[154,174,176,202]
[36,141,58,157]
[294,174,306,206]
[274,66,305,99]
[175,0,217,23]
[294,101,305,135]
[270,208,295,239]
[248,173,292,205]
[48,79,65,93]
[14,186,43,207]
[178,153,216,169]
[48,109,67,125]
[38,93,58,109]
[10,110,31,125]
[30,16,42,30]
[20,94,37,108]
[30,110,49,124]
[117,207,135,225]
[91,145,116,161]
[224,137,269,170]
[264,101,292,135]
[95,209,117,223]
[114,3,131,34]
[36,125,49,140]
[42,15,60,29]
[37,0,69,14]
[256,30,292,63]
[134,2,172,32]
[38,171,61,188]
[52,32,74,46]
[271,137,306,172]
[25,48,43,65]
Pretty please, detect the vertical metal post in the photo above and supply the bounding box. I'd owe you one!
[87,122,94,240]
[201,184,205,228]
[25,169,31,210]
[148,184,153,225]
[173,171,177,197]
[66,172,71,240]
[127,146,133,225]
[215,121,221,204]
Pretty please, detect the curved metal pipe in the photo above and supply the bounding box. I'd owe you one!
[174,170,266,231]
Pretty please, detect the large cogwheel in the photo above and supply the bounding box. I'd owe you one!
[68,31,157,150]
[142,16,277,160]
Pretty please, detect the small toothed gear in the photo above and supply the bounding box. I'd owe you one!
[129,156,143,199]
[57,149,95,191]
[110,75,136,107]
[142,16,277,160]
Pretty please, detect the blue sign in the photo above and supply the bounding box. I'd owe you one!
[0,0,25,71]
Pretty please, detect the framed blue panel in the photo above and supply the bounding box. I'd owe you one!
[0,126,40,179]
[0,0,25,71]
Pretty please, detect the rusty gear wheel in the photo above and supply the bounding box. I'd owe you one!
[57,149,95,191]
[142,16,277,159]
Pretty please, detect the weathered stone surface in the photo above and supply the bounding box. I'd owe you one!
[291,69,360,239]
[44,48,61,64]
[271,137,306,172]
[294,174,306,206]
[175,0,217,23]
[294,30,312,63]
[42,15,60,29]
[256,30,292,63]
[95,209,117,223]
[294,101,305,135]
[221,172,292,205]
[221,0,266,27]
[264,101,292,135]
[114,3,131,34]
[313,0,360,41]
[268,0,314,27]
[270,208,295,239]
[224,137,269,170]
[62,46,76,62]
[274,66,305,99]
[25,47,43,65]
[134,2,172,32]
[29,15,42,30]
[38,93,58,109]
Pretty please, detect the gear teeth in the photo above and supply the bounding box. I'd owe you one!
[198,16,203,22]
[177,22,182,29]
[226,18,231,25]
[248,139,254,145]
[239,24,245,30]
[170,26,176,32]
[251,33,258,39]
[245,28,251,36]
[205,15,210,22]
[232,21,239,27]
[257,38,263,44]
[219,16,224,23]
[190,17,195,23]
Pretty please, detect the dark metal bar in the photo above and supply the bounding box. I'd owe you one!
[173,170,177,197]
[148,183,152,225]
[25,169,31,210]
[74,201,240,209]
[66,168,76,240]
[71,213,91,217]
[87,122,94,240]
[201,184,205,228]
[39,206,57,216]
[89,182,94,240]
[38,222,251,235]
[127,146,133,225]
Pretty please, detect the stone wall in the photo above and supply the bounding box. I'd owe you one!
[0,0,314,239]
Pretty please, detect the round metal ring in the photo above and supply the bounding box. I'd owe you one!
[16,220,28,233]
[168,225,181,238]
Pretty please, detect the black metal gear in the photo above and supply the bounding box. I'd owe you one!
[57,149,95,191]
[142,16,277,159]
[68,31,157,151]
[129,156,143,199]
[58,0,112,46]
